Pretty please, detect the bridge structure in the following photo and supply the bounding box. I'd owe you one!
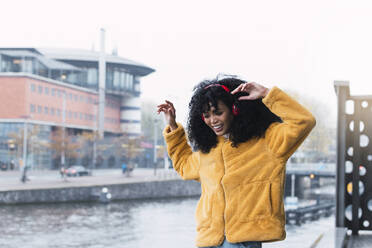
[286,162,335,178]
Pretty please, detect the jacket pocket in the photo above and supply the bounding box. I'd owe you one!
[238,181,272,222]
[196,192,214,230]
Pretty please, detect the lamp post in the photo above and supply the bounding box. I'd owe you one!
[153,119,157,175]
[19,115,31,183]
[92,101,99,171]
[61,90,66,169]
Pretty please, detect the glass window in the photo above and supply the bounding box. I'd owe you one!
[106,67,113,89]
[74,94,78,101]
[51,88,56,96]
[80,96,84,102]
[87,68,98,86]
[38,85,43,94]
[67,71,78,84]
[74,112,77,119]
[79,113,83,120]
[68,111,72,118]
[113,70,120,88]
[120,72,125,89]
[44,107,49,114]
[45,87,49,95]
[34,60,48,77]
[37,105,42,113]
[57,90,61,97]
[30,84,36,92]
[50,108,55,116]
[30,104,35,113]
[57,109,61,117]
[23,57,33,73]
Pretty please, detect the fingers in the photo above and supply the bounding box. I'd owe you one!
[231,82,255,94]
[157,100,176,115]
[231,84,244,94]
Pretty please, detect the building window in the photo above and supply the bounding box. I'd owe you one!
[50,108,55,116]
[37,105,42,113]
[74,112,77,119]
[57,90,61,97]
[38,85,43,94]
[30,84,36,92]
[44,107,49,114]
[68,111,72,118]
[44,87,49,95]
[74,94,78,101]
[80,96,84,102]
[30,104,35,113]
[79,113,83,120]
[57,109,61,117]
[51,88,56,96]
[68,93,72,100]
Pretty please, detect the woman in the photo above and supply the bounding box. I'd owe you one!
[157,76,316,248]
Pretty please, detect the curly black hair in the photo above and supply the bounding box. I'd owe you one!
[187,75,282,153]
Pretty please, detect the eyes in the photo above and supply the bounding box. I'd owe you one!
[202,110,223,119]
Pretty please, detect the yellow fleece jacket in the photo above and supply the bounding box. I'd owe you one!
[163,87,316,247]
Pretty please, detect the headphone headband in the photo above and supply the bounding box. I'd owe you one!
[204,84,230,93]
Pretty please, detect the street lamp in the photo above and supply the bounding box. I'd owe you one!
[19,115,31,183]
[61,90,66,169]
[153,118,158,175]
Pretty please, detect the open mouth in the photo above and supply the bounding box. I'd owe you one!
[212,124,223,132]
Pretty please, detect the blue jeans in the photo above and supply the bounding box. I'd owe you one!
[202,238,262,248]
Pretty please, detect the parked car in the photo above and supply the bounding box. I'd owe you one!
[65,165,90,177]
[0,162,8,171]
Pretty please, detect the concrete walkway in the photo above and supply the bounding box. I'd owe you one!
[0,168,180,192]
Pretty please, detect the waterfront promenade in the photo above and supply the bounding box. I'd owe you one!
[0,168,202,205]
[0,168,179,192]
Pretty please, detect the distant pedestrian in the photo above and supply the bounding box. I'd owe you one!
[60,166,66,180]
[121,162,127,175]
[157,76,316,247]
[21,165,29,183]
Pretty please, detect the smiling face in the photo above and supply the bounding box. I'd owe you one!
[202,100,234,136]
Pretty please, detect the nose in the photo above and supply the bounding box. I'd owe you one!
[210,114,218,124]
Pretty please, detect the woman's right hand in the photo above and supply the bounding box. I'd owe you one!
[157,100,178,131]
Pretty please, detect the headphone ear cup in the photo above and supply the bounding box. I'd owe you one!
[201,115,205,121]
[232,105,239,116]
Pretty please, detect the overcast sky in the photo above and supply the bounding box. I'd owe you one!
[1,0,372,125]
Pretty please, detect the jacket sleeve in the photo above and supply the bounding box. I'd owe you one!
[262,87,316,161]
[163,123,200,181]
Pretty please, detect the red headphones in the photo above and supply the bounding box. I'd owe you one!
[201,84,239,121]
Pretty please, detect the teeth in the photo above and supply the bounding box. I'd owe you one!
[213,125,222,129]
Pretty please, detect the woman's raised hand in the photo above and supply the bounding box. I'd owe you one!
[157,100,178,131]
[231,82,269,101]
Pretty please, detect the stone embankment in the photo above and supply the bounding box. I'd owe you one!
[0,169,201,204]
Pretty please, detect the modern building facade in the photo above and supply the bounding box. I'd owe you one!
[0,47,154,169]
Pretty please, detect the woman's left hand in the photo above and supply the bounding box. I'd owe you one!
[231,82,269,100]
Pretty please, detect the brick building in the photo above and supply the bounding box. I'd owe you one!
[0,48,154,169]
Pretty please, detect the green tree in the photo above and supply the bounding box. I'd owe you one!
[47,127,81,167]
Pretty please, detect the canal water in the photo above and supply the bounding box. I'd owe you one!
[0,197,334,248]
